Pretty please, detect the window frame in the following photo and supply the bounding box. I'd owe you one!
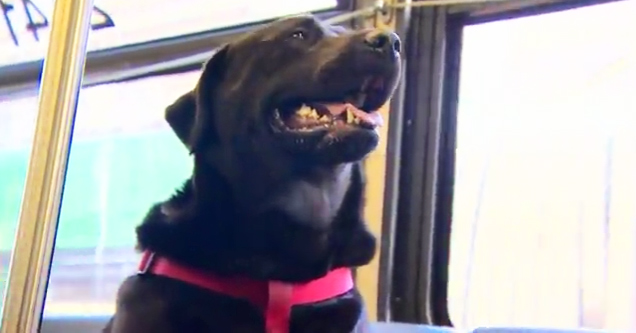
[0,0,354,96]
[381,0,630,327]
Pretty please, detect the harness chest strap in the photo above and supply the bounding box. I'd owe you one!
[137,251,354,333]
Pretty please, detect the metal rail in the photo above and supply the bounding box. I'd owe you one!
[0,0,94,331]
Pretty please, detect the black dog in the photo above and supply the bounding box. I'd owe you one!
[104,14,401,333]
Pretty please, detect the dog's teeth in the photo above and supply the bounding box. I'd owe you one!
[346,107,355,124]
[296,105,313,117]
[309,109,320,119]
[319,115,330,122]
[353,117,360,124]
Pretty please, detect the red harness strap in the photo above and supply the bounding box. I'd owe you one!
[138,251,354,333]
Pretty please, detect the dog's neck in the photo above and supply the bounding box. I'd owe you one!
[137,152,368,281]
[260,164,352,229]
[202,148,355,227]
[138,155,370,282]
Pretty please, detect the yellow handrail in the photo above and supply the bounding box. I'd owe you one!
[0,0,94,331]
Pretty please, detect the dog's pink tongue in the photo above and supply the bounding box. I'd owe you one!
[322,103,384,127]
[351,107,384,127]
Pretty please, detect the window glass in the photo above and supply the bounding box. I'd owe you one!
[0,94,32,316]
[0,0,338,67]
[0,72,197,315]
[448,1,636,331]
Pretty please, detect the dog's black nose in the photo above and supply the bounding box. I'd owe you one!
[364,30,401,54]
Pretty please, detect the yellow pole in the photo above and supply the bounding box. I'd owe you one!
[0,0,94,331]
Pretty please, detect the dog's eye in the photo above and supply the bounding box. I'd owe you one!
[290,30,306,40]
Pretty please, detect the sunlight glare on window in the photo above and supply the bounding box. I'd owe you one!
[448,1,636,331]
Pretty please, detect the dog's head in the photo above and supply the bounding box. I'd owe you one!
[166,14,401,166]
[139,15,398,279]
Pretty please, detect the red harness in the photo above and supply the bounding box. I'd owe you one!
[138,251,354,333]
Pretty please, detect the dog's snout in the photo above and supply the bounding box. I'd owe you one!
[364,30,401,54]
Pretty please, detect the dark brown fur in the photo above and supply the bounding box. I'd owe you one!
[104,14,401,333]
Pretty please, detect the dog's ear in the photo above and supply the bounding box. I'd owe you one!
[190,45,230,151]
[164,45,230,152]
[165,91,196,148]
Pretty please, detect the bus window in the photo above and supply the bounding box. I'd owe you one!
[448,1,636,331]
[48,72,198,316]
[0,0,339,318]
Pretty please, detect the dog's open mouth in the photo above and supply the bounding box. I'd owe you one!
[272,76,387,133]
[274,103,382,132]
